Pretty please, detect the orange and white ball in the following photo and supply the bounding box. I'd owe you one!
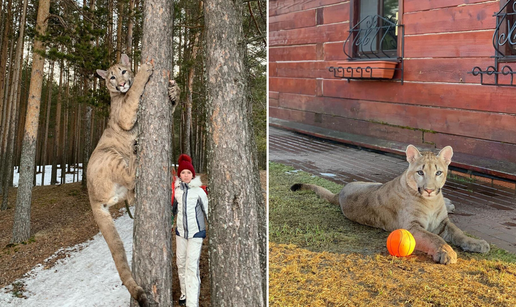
[387,229,416,257]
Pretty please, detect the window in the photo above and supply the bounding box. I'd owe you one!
[331,0,403,81]
[470,0,516,86]
[495,0,516,61]
[346,0,400,60]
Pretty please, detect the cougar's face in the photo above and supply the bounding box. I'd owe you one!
[405,145,453,200]
[106,64,134,93]
[408,155,448,199]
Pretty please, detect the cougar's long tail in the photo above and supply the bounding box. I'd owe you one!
[91,203,149,307]
[291,183,340,206]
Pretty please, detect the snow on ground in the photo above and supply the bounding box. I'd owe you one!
[12,164,83,187]
[0,209,132,306]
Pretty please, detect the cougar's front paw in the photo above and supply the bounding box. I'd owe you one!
[461,238,490,253]
[433,244,457,265]
[140,61,154,75]
[444,197,455,213]
[168,80,180,102]
[168,80,180,113]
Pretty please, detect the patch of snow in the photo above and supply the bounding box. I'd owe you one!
[320,173,336,177]
[0,208,133,306]
[12,164,83,187]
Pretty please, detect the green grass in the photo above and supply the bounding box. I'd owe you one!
[269,161,516,263]
[447,171,477,184]
[269,162,387,255]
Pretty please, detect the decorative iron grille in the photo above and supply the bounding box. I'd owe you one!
[328,14,404,83]
[343,14,402,60]
[470,0,516,86]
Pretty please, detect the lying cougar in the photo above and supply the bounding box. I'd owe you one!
[87,54,179,306]
[291,145,490,264]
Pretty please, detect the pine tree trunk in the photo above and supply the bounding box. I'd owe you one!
[116,0,123,61]
[243,32,267,302]
[0,0,12,130]
[82,103,92,187]
[75,102,81,182]
[0,60,18,210]
[131,0,174,305]
[51,59,63,184]
[41,65,53,187]
[61,84,69,184]
[5,0,28,190]
[1,86,16,211]
[0,17,15,198]
[11,0,50,243]
[1,0,28,210]
[204,0,265,305]
[107,0,113,60]
[15,51,26,171]
[126,0,135,56]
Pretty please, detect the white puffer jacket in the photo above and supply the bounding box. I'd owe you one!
[172,176,209,239]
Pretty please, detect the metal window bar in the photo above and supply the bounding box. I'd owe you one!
[470,0,516,86]
[344,14,400,60]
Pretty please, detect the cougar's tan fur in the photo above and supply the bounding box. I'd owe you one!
[87,54,179,306]
[291,145,490,264]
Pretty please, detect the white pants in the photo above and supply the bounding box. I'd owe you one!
[176,236,203,307]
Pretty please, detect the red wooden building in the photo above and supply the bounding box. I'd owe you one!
[269,0,516,181]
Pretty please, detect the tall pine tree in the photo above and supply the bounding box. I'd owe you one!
[204,0,266,305]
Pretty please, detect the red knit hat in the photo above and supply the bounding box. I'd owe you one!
[178,154,195,178]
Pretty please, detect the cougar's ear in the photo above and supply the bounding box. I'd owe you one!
[438,146,453,166]
[406,145,421,164]
[96,69,107,80]
[121,54,130,67]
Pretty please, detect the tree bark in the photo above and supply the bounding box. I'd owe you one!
[107,0,113,60]
[82,103,92,187]
[61,75,69,185]
[0,39,14,200]
[51,59,63,184]
[3,0,28,196]
[204,0,265,306]
[116,0,124,62]
[0,8,15,198]
[11,0,50,243]
[0,0,12,131]
[41,63,54,186]
[75,102,81,182]
[126,0,135,56]
[131,0,174,306]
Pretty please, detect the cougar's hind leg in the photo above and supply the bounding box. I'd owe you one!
[91,202,149,306]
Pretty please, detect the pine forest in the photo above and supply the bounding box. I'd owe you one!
[0,0,267,209]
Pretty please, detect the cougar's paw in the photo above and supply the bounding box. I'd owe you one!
[136,288,149,307]
[444,197,455,213]
[140,61,154,74]
[433,244,457,264]
[461,238,490,253]
[168,80,180,103]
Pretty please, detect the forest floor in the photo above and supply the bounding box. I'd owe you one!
[269,162,516,306]
[0,170,266,306]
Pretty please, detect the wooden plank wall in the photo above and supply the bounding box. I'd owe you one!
[269,0,516,166]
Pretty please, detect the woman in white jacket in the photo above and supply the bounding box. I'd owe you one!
[172,154,208,307]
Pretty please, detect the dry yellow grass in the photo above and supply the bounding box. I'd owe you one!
[270,243,516,307]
